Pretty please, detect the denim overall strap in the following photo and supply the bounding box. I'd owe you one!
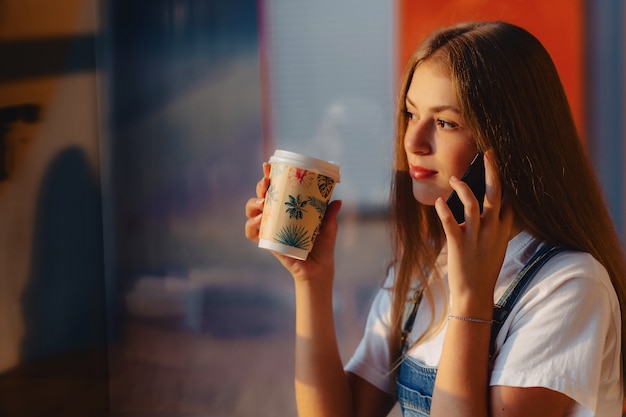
[489,244,567,359]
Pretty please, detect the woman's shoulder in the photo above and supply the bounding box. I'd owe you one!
[549,250,620,315]
[538,248,611,288]
[551,248,606,271]
[508,231,611,285]
[501,232,617,309]
[518,245,618,317]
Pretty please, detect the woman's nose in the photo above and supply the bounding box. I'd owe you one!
[404,121,433,155]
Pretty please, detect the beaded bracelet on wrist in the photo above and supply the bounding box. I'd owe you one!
[447,315,492,325]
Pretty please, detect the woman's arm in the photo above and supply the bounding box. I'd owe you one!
[490,386,572,417]
[245,164,393,417]
[429,151,572,417]
[430,150,512,415]
[292,241,353,417]
[348,373,396,417]
[288,202,396,417]
[432,316,573,417]
[433,318,573,416]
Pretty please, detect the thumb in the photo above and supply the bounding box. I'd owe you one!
[308,199,342,259]
[321,199,342,237]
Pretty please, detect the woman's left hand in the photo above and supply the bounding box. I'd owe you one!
[434,150,515,317]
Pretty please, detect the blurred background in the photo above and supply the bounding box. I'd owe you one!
[0,0,623,416]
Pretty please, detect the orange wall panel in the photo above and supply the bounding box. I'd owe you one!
[397,0,585,140]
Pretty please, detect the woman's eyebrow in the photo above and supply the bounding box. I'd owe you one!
[432,105,461,115]
[405,96,461,115]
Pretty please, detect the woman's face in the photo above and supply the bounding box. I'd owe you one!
[404,61,478,206]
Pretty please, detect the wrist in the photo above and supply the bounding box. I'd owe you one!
[293,271,334,295]
[448,315,492,325]
[450,298,493,322]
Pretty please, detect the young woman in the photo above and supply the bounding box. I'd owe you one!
[244,21,626,416]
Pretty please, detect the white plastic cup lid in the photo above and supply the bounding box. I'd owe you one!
[269,149,340,182]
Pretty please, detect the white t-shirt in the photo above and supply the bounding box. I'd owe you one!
[345,231,623,416]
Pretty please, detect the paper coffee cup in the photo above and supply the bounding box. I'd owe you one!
[258,150,340,260]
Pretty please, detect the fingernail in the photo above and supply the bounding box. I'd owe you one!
[450,176,459,182]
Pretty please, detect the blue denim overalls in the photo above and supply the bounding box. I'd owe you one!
[396,244,566,416]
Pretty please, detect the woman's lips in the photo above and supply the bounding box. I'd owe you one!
[409,165,437,180]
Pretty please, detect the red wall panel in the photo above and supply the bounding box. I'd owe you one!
[397,0,585,141]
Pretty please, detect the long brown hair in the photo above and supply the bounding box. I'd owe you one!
[389,22,626,379]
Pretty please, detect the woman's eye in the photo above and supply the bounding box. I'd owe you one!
[405,111,418,122]
[436,118,458,129]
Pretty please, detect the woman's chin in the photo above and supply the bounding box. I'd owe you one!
[412,193,438,207]
[412,187,448,207]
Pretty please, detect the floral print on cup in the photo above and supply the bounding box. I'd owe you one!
[259,162,337,254]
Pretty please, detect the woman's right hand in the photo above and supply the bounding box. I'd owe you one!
[244,162,342,284]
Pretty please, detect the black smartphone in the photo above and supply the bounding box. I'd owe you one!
[445,152,485,224]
